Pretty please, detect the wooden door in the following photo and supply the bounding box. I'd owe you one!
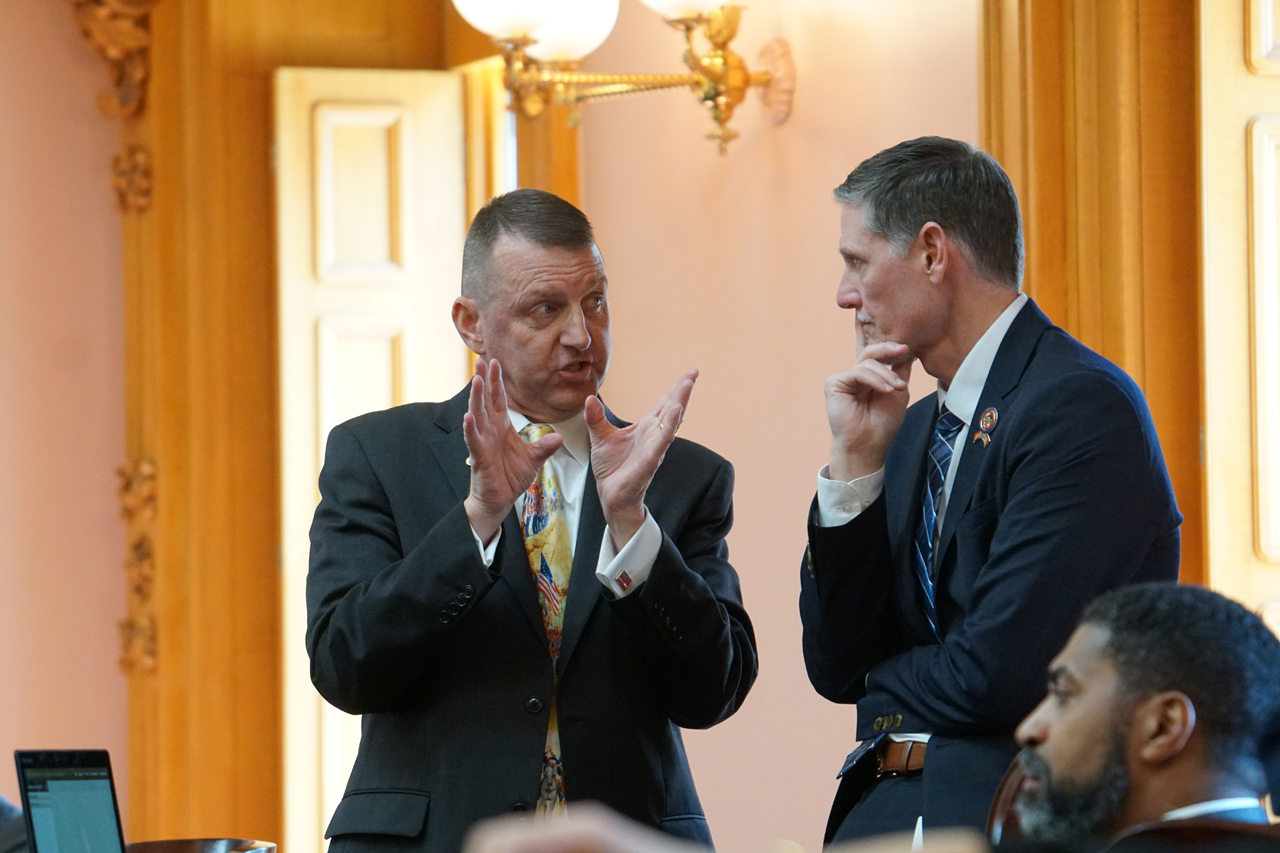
[1201,1,1280,627]
[274,66,468,853]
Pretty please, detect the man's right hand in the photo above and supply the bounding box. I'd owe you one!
[825,340,912,482]
[462,358,563,544]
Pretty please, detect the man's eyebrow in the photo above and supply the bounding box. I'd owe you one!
[517,285,565,302]
[1046,665,1075,687]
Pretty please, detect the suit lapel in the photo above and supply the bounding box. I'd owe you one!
[500,511,549,643]
[935,300,1051,568]
[427,385,547,643]
[426,389,473,503]
[934,387,999,574]
[557,467,605,675]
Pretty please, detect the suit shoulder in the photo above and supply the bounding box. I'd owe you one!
[665,434,731,472]
[332,400,453,444]
[1025,328,1150,406]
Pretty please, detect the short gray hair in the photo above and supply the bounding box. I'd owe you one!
[461,189,596,304]
[834,137,1024,289]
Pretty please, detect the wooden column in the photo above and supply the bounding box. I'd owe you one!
[981,0,1203,585]
[443,5,582,204]
[97,0,454,844]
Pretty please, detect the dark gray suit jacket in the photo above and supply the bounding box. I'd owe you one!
[801,300,1182,840]
[307,388,756,852]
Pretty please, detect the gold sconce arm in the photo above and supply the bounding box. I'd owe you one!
[493,4,794,153]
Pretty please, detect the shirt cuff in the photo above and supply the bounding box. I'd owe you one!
[470,524,501,567]
[815,465,885,527]
[596,509,660,597]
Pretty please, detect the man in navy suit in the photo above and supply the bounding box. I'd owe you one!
[1015,583,1280,852]
[800,137,1182,843]
[307,189,756,853]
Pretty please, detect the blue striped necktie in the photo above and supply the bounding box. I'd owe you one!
[914,407,964,638]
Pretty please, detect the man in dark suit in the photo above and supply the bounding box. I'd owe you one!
[1014,583,1280,853]
[799,137,1182,844]
[307,189,757,853]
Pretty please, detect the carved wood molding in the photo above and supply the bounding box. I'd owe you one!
[70,0,161,119]
[117,459,157,673]
[112,143,152,212]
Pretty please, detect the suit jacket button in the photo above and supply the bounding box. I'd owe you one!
[438,611,452,624]
[463,585,475,598]
[512,801,529,812]
[525,696,543,714]
[447,602,461,615]
[455,592,468,604]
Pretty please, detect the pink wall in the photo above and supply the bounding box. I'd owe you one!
[0,0,978,844]
[0,0,128,819]
[582,2,980,848]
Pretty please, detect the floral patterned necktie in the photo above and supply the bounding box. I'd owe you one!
[520,423,572,817]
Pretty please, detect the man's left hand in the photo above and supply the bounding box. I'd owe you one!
[585,369,698,549]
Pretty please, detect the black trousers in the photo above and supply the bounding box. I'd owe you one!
[830,774,924,844]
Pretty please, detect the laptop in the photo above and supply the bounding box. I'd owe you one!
[13,750,127,853]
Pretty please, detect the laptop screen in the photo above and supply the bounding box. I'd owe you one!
[13,750,126,853]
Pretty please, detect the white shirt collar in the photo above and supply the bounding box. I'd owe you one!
[937,293,1028,424]
[507,409,591,468]
[1161,797,1265,821]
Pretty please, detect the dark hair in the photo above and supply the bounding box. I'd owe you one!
[461,188,596,303]
[833,136,1024,289]
[1082,583,1280,787]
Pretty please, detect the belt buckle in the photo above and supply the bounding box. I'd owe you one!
[875,740,921,780]
[874,740,898,780]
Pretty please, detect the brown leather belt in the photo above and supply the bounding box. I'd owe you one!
[876,740,927,777]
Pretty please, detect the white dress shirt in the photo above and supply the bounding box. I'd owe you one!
[468,409,661,598]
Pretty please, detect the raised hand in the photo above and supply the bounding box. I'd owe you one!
[826,340,912,482]
[462,358,563,544]
[585,369,698,549]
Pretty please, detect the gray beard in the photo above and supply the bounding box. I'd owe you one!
[1014,741,1129,849]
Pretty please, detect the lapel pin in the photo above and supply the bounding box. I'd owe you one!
[972,407,999,447]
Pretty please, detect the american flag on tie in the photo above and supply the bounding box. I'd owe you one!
[536,558,562,615]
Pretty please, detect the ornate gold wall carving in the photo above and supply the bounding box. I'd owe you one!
[69,0,161,119]
[112,144,152,212]
[117,459,157,673]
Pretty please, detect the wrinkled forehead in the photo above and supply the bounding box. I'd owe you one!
[486,234,607,302]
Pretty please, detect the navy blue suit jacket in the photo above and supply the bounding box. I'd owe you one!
[800,300,1181,839]
[307,388,756,853]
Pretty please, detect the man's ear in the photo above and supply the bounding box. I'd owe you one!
[916,221,949,282]
[1132,691,1197,765]
[452,297,485,355]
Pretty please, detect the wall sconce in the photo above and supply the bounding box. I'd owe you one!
[451,0,795,154]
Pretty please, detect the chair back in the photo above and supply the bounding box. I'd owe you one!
[986,758,1027,846]
[126,840,275,853]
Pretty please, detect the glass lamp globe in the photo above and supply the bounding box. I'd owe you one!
[635,0,723,20]
[526,0,620,61]
[452,0,556,39]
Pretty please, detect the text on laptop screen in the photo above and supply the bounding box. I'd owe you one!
[17,761,122,853]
